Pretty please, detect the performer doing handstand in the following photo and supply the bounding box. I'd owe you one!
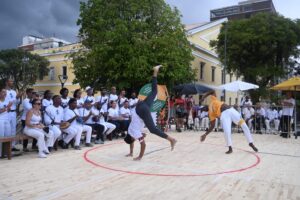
[124,65,177,160]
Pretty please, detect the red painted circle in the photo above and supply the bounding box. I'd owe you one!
[83,142,261,177]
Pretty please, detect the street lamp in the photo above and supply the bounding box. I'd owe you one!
[21,56,29,89]
[58,75,68,88]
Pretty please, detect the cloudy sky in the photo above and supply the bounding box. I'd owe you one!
[0,0,299,50]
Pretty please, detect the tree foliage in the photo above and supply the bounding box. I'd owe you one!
[72,0,195,91]
[211,13,300,102]
[0,49,49,90]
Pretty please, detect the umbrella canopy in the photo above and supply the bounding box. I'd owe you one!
[174,83,213,95]
[270,77,300,91]
[219,80,259,92]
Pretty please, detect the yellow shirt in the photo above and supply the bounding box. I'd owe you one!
[208,95,224,121]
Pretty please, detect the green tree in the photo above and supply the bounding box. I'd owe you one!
[211,13,300,102]
[0,49,49,90]
[72,0,195,91]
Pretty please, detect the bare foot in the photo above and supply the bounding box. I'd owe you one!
[133,157,142,161]
[125,153,133,157]
[170,139,177,151]
[249,143,258,152]
[153,65,162,72]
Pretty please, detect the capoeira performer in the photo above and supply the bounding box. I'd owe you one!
[200,90,258,154]
[124,65,177,160]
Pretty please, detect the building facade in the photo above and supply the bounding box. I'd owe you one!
[186,18,240,105]
[210,0,276,21]
[31,43,81,95]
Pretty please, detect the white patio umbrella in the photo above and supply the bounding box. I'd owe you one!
[219,80,259,92]
[218,80,259,106]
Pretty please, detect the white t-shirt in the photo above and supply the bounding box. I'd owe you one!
[282,98,295,116]
[129,98,138,112]
[96,95,109,112]
[109,94,118,102]
[44,105,64,125]
[5,89,20,110]
[91,107,106,124]
[256,107,266,117]
[21,98,32,120]
[118,97,128,108]
[120,107,131,120]
[78,108,92,124]
[61,97,70,109]
[42,99,53,109]
[64,108,80,126]
[200,111,208,119]
[76,98,84,108]
[83,96,95,105]
[128,108,145,139]
[108,107,119,120]
[0,100,10,120]
[266,109,278,121]
[242,107,252,120]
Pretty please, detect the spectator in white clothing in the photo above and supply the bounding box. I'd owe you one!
[117,89,128,109]
[44,95,64,151]
[21,88,35,152]
[108,86,118,110]
[107,101,121,140]
[0,88,12,156]
[5,78,22,151]
[73,89,84,108]
[119,100,131,136]
[83,86,95,105]
[93,102,116,139]
[199,106,209,131]
[129,92,138,112]
[23,99,54,158]
[96,89,109,115]
[280,92,295,138]
[81,100,105,144]
[265,105,280,134]
[42,90,53,111]
[64,98,87,150]
[60,88,70,109]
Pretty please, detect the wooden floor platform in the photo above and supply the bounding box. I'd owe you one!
[0,131,300,200]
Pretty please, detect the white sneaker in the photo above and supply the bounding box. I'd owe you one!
[38,153,47,158]
[43,149,50,154]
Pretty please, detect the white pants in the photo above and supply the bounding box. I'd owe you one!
[194,118,200,129]
[23,127,54,153]
[8,112,17,147]
[247,118,253,130]
[100,122,116,135]
[82,125,92,144]
[214,118,219,130]
[63,125,82,146]
[49,125,62,147]
[201,117,209,130]
[0,119,11,156]
[265,119,280,132]
[8,112,16,136]
[220,108,254,147]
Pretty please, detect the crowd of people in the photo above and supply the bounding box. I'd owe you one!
[169,93,296,138]
[0,78,140,158]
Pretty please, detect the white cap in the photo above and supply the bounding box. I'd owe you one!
[85,86,92,92]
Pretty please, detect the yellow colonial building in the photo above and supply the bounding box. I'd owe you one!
[31,43,81,95]
[185,18,240,105]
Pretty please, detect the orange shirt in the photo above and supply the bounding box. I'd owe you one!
[208,95,224,121]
